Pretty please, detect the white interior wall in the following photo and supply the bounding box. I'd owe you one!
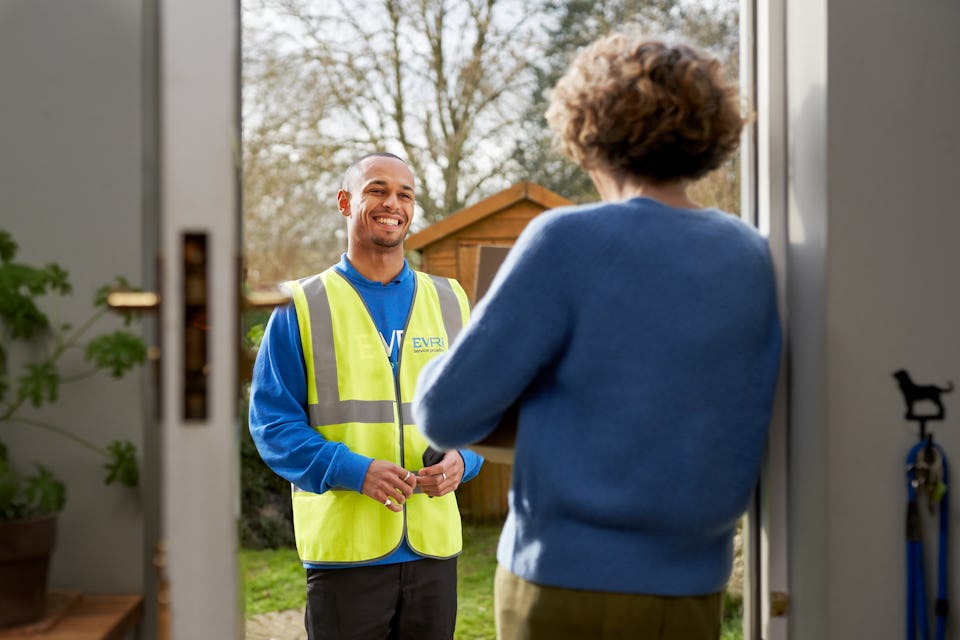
[0,0,145,593]
[782,0,828,637]
[786,0,960,637]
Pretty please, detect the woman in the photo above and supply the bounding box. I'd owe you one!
[412,31,781,640]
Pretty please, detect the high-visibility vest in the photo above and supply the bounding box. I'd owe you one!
[285,268,471,564]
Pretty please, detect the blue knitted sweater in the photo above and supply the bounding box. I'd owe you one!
[412,197,781,594]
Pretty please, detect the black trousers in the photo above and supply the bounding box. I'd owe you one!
[305,558,458,640]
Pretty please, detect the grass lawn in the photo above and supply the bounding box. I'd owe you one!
[239,520,501,637]
[452,520,500,639]
[240,520,742,640]
[240,545,305,616]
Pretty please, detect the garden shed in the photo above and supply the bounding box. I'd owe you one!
[408,181,573,302]
[406,181,573,520]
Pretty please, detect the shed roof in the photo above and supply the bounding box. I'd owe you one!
[405,181,572,251]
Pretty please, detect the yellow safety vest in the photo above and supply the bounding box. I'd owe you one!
[285,268,471,564]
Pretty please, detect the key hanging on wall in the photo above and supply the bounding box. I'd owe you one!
[894,368,953,640]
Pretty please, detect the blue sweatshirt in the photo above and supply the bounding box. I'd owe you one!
[412,197,781,594]
[249,255,483,568]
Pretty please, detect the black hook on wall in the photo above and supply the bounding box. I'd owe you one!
[892,368,954,445]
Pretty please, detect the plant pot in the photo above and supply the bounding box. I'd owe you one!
[0,514,58,628]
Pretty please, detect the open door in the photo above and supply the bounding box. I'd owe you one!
[742,0,790,638]
[140,0,243,636]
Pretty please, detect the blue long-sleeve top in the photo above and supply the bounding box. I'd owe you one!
[412,197,782,595]
[249,255,483,568]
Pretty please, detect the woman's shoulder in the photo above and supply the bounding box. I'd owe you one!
[528,199,638,231]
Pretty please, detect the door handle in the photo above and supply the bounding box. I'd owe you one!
[107,245,291,416]
[106,234,210,421]
[106,291,161,311]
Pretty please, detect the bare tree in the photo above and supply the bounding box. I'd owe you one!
[243,0,543,281]
[242,3,351,285]
[513,0,740,206]
[241,0,743,285]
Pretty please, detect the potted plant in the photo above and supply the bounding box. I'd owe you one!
[0,229,145,628]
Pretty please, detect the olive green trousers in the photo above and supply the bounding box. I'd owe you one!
[494,565,724,640]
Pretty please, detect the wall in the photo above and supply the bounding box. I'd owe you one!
[786,0,960,636]
[0,0,146,594]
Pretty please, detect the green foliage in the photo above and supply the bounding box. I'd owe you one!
[240,416,296,549]
[18,362,59,407]
[455,521,501,639]
[240,519,744,638]
[721,590,744,640]
[23,464,66,516]
[245,321,266,352]
[240,314,295,549]
[0,229,146,519]
[0,258,71,340]
[240,546,305,616]
[104,440,139,488]
[239,520,503,638]
[0,459,65,520]
[86,331,148,378]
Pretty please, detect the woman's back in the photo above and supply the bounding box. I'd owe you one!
[485,196,781,594]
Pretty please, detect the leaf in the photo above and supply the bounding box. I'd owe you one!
[0,461,66,519]
[17,362,59,407]
[0,256,72,339]
[0,230,15,264]
[245,322,266,350]
[93,282,115,308]
[0,459,21,519]
[0,231,146,515]
[96,277,142,325]
[85,331,147,377]
[0,286,50,339]
[0,343,7,403]
[104,440,139,487]
[43,263,71,295]
[23,464,66,515]
[95,276,136,307]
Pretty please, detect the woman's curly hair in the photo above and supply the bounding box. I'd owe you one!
[545,32,746,183]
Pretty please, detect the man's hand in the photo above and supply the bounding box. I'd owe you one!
[362,460,417,512]
[417,450,464,498]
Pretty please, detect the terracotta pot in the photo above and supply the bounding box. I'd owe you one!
[0,514,57,628]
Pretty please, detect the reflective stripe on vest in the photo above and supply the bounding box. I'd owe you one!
[285,268,470,564]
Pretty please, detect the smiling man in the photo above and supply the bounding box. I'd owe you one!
[248,152,484,640]
[340,153,414,253]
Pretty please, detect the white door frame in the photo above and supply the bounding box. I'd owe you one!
[157,0,242,636]
[745,0,790,638]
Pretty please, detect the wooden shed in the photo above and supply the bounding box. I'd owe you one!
[407,181,573,521]
[408,181,572,302]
